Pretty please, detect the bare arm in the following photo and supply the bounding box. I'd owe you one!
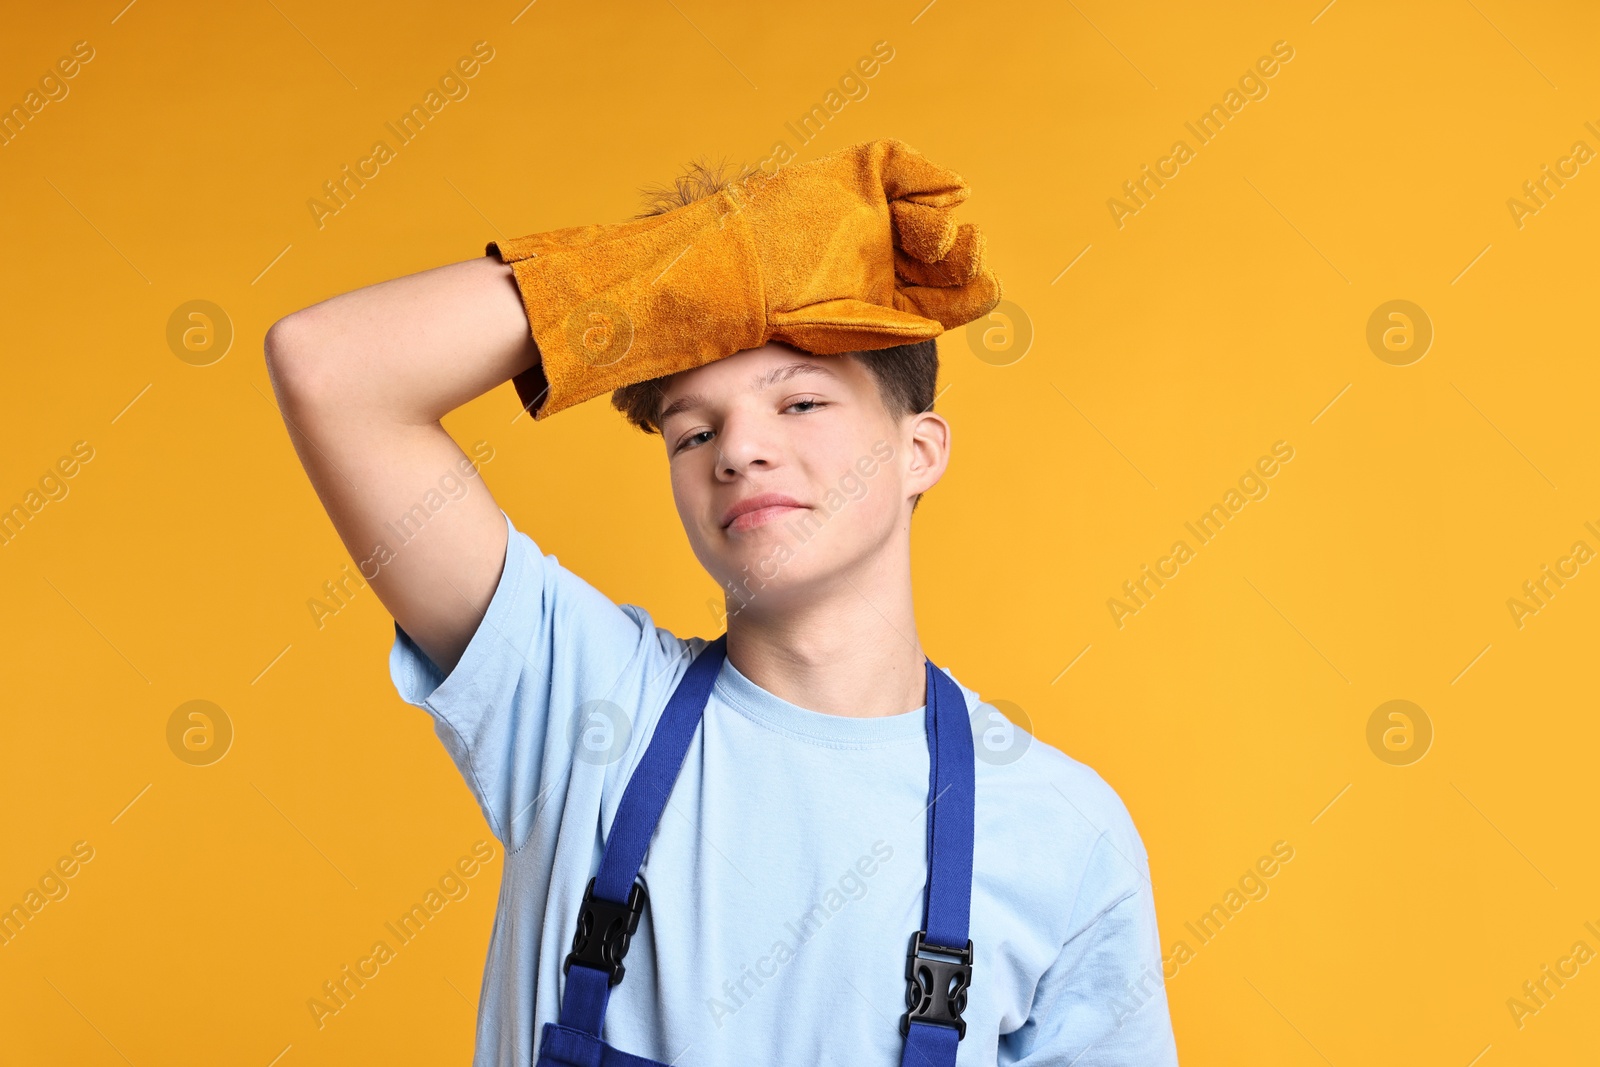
[263,254,544,676]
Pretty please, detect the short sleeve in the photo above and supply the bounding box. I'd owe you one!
[1003,831,1180,1065]
[387,508,655,852]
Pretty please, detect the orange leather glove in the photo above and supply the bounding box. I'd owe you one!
[488,137,1003,420]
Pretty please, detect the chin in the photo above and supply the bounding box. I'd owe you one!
[720,568,823,618]
[694,510,882,596]
[705,537,832,602]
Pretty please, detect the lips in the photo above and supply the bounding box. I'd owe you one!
[722,492,807,531]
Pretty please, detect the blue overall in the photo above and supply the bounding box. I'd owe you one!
[533,633,977,1067]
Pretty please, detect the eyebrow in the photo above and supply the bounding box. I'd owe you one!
[657,360,844,426]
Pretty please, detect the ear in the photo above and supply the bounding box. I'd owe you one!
[904,410,951,499]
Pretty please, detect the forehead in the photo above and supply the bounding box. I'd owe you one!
[656,344,862,425]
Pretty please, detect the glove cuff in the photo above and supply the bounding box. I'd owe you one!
[490,192,768,421]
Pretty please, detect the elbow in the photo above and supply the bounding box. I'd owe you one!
[263,311,328,410]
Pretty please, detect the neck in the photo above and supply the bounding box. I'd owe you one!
[721,545,926,719]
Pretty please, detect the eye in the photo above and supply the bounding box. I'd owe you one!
[673,429,714,455]
[671,397,826,455]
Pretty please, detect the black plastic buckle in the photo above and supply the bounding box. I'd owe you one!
[900,930,973,1039]
[563,877,646,986]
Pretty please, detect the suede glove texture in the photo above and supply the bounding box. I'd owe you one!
[489,137,1003,421]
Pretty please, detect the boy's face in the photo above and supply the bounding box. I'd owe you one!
[657,342,944,614]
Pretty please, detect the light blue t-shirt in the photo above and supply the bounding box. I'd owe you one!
[388,509,1179,1066]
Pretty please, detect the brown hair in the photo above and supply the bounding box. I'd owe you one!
[610,155,941,442]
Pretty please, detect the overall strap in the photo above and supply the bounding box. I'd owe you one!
[551,635,979,1066]
[556,634,729,1037]
[899,658,977,1067]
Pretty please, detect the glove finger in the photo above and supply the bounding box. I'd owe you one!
[891,200,959,263]
[894,268,1003,330]
[870,138,970,207]
[895,224,985,287]
[770,299,944,354]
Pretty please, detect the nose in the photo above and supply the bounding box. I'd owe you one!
[713,409,776,482]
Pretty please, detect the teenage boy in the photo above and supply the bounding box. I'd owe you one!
[265,138,1179,1066]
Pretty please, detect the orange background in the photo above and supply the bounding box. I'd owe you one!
[3,1,1598,1063]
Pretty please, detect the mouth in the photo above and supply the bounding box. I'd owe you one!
[722,493,808,532]
[725,504,806,532]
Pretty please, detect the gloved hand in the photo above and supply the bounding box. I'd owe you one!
[488,137,1003,420]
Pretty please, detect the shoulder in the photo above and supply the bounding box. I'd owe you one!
[950,672,1144,848]
[949,672,1154,933]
